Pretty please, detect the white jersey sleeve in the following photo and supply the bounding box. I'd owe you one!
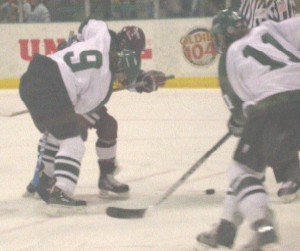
[48,20,112,115]
[226,18,300,112]
[79,19,107,41]
[267,17,300,51]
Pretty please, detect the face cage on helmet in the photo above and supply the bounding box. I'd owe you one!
[211,9,248,53]
[212,22,247,53]
[116,50,141,86]
[211,24,227,54]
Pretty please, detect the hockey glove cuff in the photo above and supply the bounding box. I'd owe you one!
[227,116,244,137]
[135,70,167,93]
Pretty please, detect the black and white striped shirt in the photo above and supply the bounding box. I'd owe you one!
[238,0,296,27]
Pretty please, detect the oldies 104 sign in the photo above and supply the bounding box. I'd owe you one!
[181,28,217,66]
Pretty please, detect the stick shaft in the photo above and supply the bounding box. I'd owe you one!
[106,132,231,219]
[10,110,29,117]
[67,30,75,46]
[155,132,231,206]
[4,75,175,117]
[31,132,48,188]
[0,110,28,117]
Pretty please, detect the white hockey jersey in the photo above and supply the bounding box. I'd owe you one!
[49,20,112,115]
[225,17,300,114]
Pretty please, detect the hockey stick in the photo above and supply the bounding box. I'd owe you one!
[32,132,48,187]
[5,75,175,117]
[0,109,28,117]
[106,131,231,219]
[67,30,75,46]
[114,74,175,92]
[23,132,48,197]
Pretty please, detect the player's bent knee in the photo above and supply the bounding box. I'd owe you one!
[96,113,118,140]
[228,160,264,186]
[58,136,85,161]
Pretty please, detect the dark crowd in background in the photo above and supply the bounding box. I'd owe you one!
[1,0,300,23]
[0,0,227,23]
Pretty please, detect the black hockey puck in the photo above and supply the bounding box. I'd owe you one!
[205,189,215,195]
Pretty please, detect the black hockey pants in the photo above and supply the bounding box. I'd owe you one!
[19,54,80,140]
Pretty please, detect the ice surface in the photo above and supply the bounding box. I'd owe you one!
[0,89,299,250]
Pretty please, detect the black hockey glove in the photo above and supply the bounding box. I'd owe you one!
[227,116,244,137]
[135,70,167,93]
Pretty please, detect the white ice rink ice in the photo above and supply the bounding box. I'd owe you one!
[1,89,299,251]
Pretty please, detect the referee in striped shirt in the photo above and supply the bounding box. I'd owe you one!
[230,0,300,203]
[232,0,296,27]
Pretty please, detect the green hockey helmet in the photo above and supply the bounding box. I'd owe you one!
[211,9,248,53]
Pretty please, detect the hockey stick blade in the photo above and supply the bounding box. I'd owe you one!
[106,206,148,219]
[105,132,231,219]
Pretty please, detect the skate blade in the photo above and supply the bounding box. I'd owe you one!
[22,191,41,200]
[261,243,280,251]
[22,191,35,198]
[296,189,300,199]
[194,242,230,251]
[280,193,297,203]
[46,204,86,217]
[99,190,130,200]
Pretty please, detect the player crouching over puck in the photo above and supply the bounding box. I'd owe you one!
[23,23,170,205]
[19,19,142,216]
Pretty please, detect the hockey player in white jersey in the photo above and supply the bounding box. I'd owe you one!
[23,21,168,207]
[19,19,142,214]
[230,0,300,203]
[195,9,300,251]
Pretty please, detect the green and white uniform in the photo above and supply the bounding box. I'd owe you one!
[219,17,300,122]
[49,19,113,115]
[20,19,115,195]
[219,18,300,228]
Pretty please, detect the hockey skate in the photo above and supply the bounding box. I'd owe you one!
[23,173,54,201]
[237,224,279,251]
[23,182,38,198]
[98,160,129,199]
[256,224,279,251]
[277,180,299,203]
[23,165,44,199]
[238,211,279,251]
[36,172,55,202]
[195,220,236,250]
[47,186,87,217]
